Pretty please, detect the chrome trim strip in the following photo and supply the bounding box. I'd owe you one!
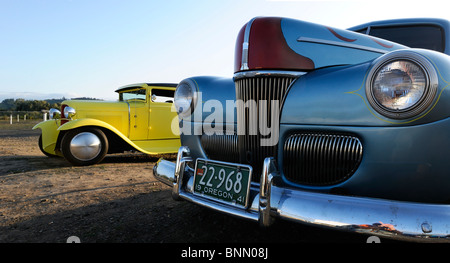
[240,17,258,71]
[234,70,306,81]
[153,147,450,242]
[297,37,389,54]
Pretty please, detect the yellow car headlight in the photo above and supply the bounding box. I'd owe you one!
[63,106,76,119]
[49,108,61,119]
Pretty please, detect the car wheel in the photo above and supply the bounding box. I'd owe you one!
[61,127,108,166]
[38,134,59,158]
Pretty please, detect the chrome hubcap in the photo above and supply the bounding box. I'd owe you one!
[69,132,102,161]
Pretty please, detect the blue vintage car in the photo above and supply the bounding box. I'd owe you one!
[154,17,450,241]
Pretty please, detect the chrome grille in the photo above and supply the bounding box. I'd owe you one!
[283,133,363,186]
[235,74,296,181]
[201,133,239,163]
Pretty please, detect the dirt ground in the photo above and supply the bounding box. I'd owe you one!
[0,120,378,243]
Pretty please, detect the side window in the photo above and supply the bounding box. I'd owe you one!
[355,28,368,34]
[368,25,445,53]
[151,89,175,103]
[119,88,147,101]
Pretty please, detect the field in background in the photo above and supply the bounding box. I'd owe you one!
[0,119,41,131]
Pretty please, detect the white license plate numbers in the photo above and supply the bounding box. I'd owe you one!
[193,159,252,208]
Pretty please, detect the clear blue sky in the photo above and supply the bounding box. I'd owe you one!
[0,0,448,101]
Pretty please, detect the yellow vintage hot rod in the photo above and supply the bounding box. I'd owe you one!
[33,83,180,166]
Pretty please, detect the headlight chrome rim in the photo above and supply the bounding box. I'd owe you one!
[49,108,61,119]
[174,79,198,118]
[63,106,76,119]
[366,51,438,120]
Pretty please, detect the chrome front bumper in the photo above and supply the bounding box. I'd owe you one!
[153,146,450,242]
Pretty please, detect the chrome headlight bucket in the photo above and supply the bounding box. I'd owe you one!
[366,51,438,119]
[174,79,198,118]
[63,106,76,119]
[49,108,61,119]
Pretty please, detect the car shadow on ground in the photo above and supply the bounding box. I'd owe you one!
[101,153,172,164]
[0,155,71,176]
[0,187,384,243]
[0,153,175,177]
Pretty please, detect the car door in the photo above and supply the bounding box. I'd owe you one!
[123,87,149,140]
[148,87,178,140]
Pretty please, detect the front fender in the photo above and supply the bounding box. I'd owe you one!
[282,49,450,127]
[281,63,380,126]
[57,118,133,146]
[187,76,236,123]
[32,119,61,155]
[58,118,124,133]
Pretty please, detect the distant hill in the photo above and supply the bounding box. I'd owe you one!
[44,98,65,105]
[70,97,103,101]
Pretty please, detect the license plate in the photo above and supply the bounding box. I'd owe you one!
[193,158,252,208]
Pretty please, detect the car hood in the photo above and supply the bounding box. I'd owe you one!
[62,100,128,118]
[234,17,408,72]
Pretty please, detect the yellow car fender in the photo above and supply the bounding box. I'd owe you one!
[57,118,123,134]
[33,119,61,156]
[57,117,136,147]
[57,118,178,155]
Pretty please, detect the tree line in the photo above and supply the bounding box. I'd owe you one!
[0,98,62,111]
[0,97,100,111]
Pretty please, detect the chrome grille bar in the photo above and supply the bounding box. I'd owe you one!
[283,133,363,186]
[235,73,297,182]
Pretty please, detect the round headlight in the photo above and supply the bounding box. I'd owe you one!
[373,60,426,110]
[174,79,197,118]
[49,108,61,119]
[63,106,76,119]
[366,51,438,119]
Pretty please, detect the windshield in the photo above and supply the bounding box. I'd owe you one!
[119,88,146,101]
[357,25,445,53]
